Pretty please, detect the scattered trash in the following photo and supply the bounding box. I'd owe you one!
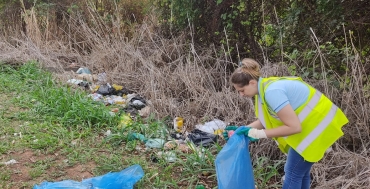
[104,130,112,137]
[145,138,165,148]
[112,84,123,91]
[138,106,151,117]
[129,96,147,110]
[77,80,90,89]
[107,96,125,105]
[96,83,116,96]
[116,88,135,96]
[156,151,177,162]
[88,93,103,101]
[76,73,96,83]
[76,67,91,74]
[127,133,147,142]
[195,119,226,135]
[178,143,191,153]
[33,164,144,189]
[170,132,185,140]
[97,72,107,84]
[118,114,132,129]
[187,129,218,147]
[1,159,18,165]
[173,117,184,133]
[67,79,84,85]
[163,141,178,150]
[14,132,22,138]
[195,185,205,189]
[122,105,139,116]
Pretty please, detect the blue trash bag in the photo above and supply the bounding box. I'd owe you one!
[215,127,255,189]
[81,164,144,189]
[33,164,144,189]
[33,180,91,189]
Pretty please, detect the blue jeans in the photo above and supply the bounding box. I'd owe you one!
[283,148,314,189]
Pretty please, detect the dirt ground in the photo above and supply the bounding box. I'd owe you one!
[1,149,96,188]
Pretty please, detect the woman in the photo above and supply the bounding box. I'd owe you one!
[228,58,348,189]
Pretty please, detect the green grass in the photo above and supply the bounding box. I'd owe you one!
[0,61,282,188]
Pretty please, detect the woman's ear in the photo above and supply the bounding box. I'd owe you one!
[249,80,257,86]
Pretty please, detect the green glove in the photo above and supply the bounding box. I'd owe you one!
[222,126,238,141]
[236,126,259,142]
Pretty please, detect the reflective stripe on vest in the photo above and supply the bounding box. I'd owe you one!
[296,102,338,153]
[257,90,322,127]
[297,90,321,122]
[258,89,339,153]
[256,77,348,162]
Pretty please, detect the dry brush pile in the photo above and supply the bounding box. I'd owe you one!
[0,10,369,189]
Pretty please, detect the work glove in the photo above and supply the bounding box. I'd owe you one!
[236,126,266,142]
[222,126,238,141]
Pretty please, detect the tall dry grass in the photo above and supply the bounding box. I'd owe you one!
[0,5,369,189]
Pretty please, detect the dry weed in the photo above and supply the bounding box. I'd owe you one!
[0,8,370,189]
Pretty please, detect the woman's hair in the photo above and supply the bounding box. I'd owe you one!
[230,58,261,86]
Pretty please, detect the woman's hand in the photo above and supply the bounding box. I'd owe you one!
[235,126,261,142]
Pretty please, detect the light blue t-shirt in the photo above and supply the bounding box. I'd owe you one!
[258,77,310,113]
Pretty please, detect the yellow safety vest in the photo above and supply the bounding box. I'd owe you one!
[255,77,348,162]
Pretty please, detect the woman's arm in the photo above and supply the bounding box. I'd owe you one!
[263,104,302,138]
[248,119,264,129]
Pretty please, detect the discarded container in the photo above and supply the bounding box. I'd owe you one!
[195,185,205,189]
[173,117,184,133]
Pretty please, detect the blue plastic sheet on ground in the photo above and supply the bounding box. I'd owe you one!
[33,164,144,189]
[215,127,255,189]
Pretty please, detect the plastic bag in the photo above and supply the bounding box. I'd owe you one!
[33,180,91,189]
[33,164,144,189]
[96,83,115,96]
[187,129,217,147]
[215,127,255,189]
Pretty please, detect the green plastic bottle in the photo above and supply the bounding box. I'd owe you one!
[195,185,205,189]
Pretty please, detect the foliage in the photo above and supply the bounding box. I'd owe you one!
[0,61,118,128]
[253,156,284,189]
[153,0,370,75]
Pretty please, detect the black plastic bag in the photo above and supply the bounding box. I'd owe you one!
[97,84,115,96]
[129,96,147,110]
[187,129,217,147]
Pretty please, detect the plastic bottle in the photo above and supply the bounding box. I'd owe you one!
[195,185,205,189]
